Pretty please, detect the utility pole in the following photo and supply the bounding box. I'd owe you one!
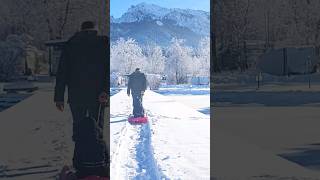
[98,0,102,34]
[283,48,287,76]
[307,56,311,88]
[98,0,108,35]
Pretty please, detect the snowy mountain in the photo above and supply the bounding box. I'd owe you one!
[112,3,171,24]
[111,3,210,47]
[110,16,116,23]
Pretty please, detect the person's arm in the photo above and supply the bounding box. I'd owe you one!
[99,36,109,105]
[102,36,109,94]
[54,46,68,110]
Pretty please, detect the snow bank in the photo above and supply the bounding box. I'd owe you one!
[144,91,210,179]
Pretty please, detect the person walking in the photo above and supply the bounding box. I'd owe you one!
[54,21,109,179]
[127,68,147,118]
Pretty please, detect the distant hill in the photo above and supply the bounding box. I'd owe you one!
[111,3,210,47]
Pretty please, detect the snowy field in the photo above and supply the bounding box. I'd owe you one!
[110,89,210,179]
[111,85,210,115]
[155,85,210,115]
[212,77,320,179]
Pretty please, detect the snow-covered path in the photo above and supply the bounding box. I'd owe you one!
[0,90,74,180]
[110,90,210,179]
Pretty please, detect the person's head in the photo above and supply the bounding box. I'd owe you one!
[135,68,140,72]
[81,21,96,31]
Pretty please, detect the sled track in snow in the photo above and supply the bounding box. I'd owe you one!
[111,112,167,179]
[134,120,162,180]
[111,118,135,179]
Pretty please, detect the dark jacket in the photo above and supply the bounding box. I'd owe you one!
[127,71,147,94]
[54,30,109,104]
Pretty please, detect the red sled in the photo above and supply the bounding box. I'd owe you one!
[128,116,148,124]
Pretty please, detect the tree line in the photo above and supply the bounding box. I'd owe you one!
[111,37,210,85]
[212,0,320,72]
[0,0,108,81]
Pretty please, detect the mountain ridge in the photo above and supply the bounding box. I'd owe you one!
[111,3,210,47]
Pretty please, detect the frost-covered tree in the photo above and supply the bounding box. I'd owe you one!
[189,56,202,77]
[165,38,193,84]
[111,38,146,75]
[0,35,26,81]
[141,44,166,89]
[188,37,210,78]
[144,44,165,74]
[196,37,210,76]
[111,37,207,85]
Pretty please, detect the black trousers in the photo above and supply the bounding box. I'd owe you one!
[69,103,109,177]
[132,92,144,117]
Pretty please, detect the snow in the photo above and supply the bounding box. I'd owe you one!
[114,3,170,23]
[213,106,320,179]
[164,9,210,35]
[212,81,320,179]
[110,90,210,179]
[213,125,320,179]
[156,20,163,26]
[213,71,320,85]
[0,90,74,179]
[155,85,210,115]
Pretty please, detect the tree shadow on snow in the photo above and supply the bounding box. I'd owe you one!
[279,143,320,170]
[213,91,320,106]
[110,119,128,124]
[198,107,210,115]
[0,164,58,178]
[154,89,209,96]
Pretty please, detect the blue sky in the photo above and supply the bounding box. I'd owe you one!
[110,0,210,18]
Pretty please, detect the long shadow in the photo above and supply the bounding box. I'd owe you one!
[213,91,320,106]
[2,165,51,172]
[110,88,122,96]
[154,89,209,96]
[198,107,210,115]
[110,114,128,118]
[110,119,127,124]
[279,143,320,170]
[0,164,58,178]
[0,94,32,112]
[0,169,58,178]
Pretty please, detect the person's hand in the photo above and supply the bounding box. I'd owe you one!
[56,102,64,112]
[99,92,108,104]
